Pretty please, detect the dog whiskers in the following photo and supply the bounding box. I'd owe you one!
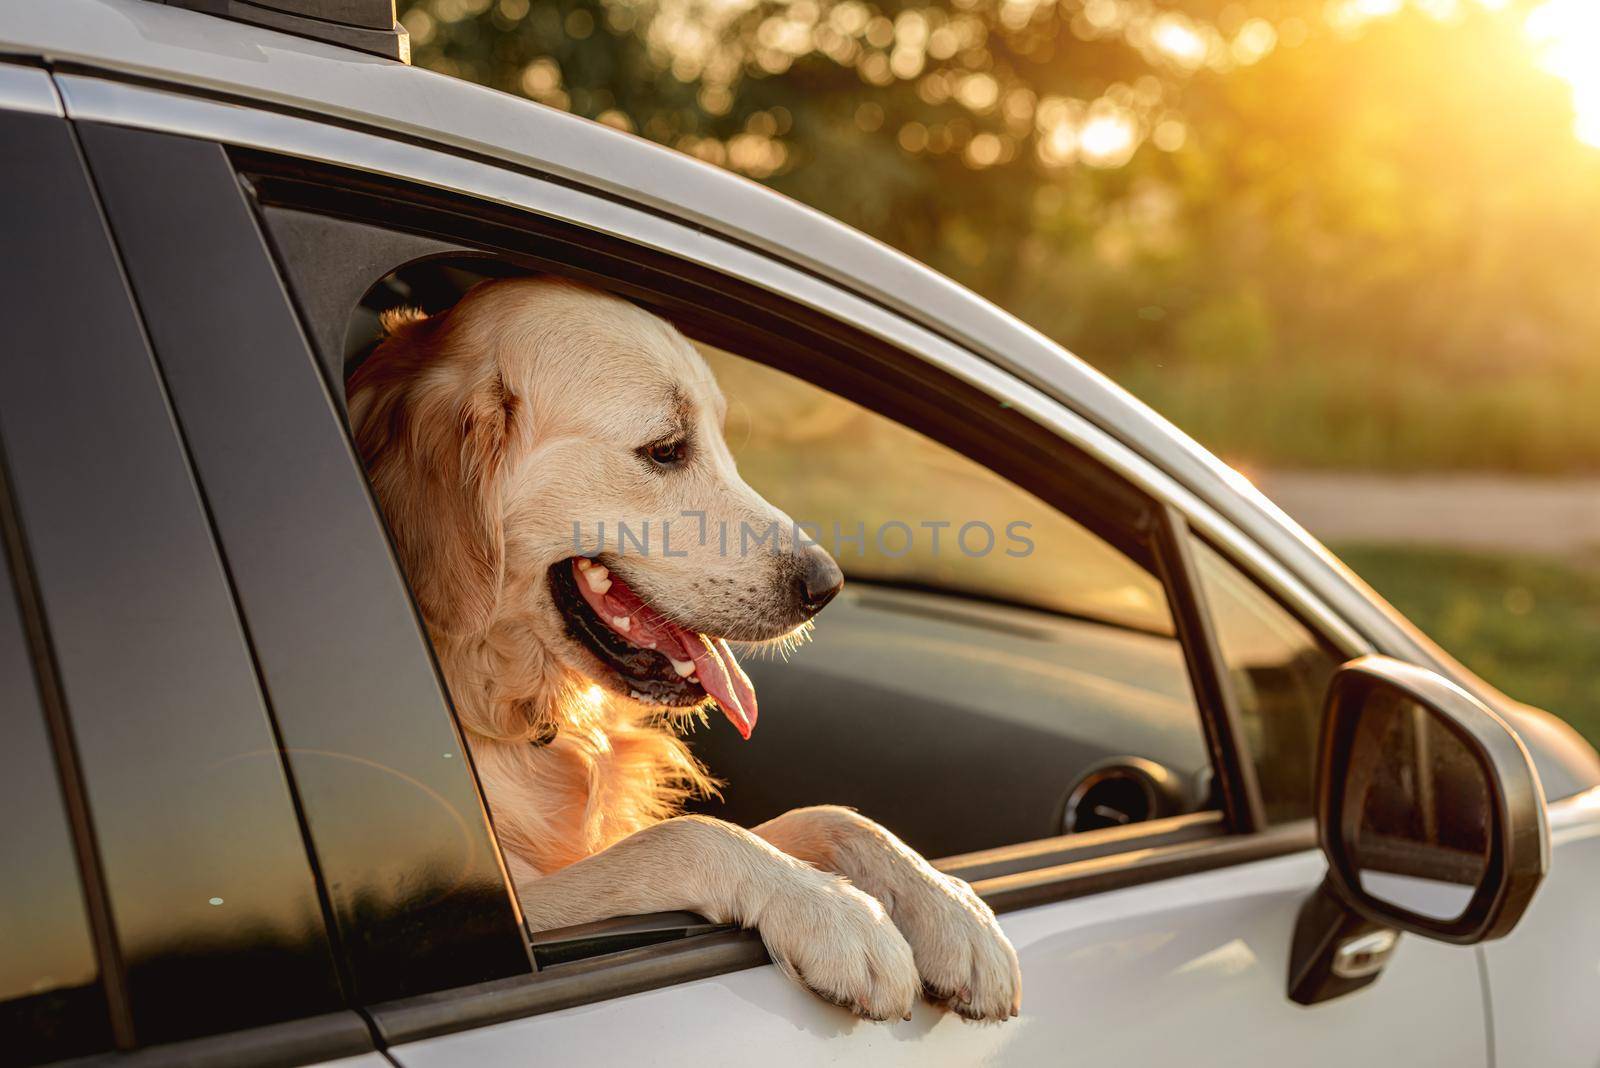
[733,619,814,663]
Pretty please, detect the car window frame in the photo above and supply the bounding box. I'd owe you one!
[234,130,1360,1002]
[230,147,1333,1027]
[246,167,1330,827]
[238,148,1252,827]
[41,69,1381,1039]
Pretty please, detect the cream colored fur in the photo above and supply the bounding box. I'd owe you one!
[348,277,1020,1021]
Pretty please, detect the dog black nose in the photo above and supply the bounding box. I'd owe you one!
[794,545,844,615]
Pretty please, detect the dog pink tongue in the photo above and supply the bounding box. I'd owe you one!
[676,632,758,739]
[574,559,758,738]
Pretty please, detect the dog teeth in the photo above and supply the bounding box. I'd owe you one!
[583,565,611,594]
[611,615,631,632]
[688,674,699,685]
[670,657,695,677]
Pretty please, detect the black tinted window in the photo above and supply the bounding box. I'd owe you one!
[82,126,532,1004]
[0,535,111,1063]
[0,112,344,1047]
[1191,538,1342,822]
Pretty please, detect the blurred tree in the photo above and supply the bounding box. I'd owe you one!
[399,0,1600,472]
[398,0,1327,290]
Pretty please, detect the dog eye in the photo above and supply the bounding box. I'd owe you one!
[641,439,687,467]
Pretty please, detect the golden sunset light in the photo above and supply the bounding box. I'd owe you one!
[1527,0,1600,145]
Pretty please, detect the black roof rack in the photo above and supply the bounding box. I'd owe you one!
[151,0,409,63]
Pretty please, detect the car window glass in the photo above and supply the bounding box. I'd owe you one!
[83,125,531,1006]
[1190,538,1342,822]
[2,117,346,1043]
[686,344,1213,857]
[0,545,111,1063]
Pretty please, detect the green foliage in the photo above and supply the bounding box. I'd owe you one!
[1334,543,1600,751]
[1173,287,1273,368]
[1118,358,1600,472]
[399,0,1600,472]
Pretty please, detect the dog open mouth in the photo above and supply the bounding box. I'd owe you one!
[549,557,758,738]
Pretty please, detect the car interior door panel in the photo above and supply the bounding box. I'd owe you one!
[686,587,1210,858]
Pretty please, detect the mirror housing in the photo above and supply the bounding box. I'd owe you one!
[1316,656,1549,944]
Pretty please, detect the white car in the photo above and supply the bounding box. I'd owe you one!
[1,2,1597,1065]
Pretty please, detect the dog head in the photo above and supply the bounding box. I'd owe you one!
[348,277,841,739]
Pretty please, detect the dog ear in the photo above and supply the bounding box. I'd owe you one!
[349,308,518,638]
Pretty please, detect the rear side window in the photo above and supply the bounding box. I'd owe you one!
[1191,538,1342,822]
[0,541,110,1064]
[75,122,531,1009]
[1,111,348,1051]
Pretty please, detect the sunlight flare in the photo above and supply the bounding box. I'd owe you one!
[1526,0,1600,146]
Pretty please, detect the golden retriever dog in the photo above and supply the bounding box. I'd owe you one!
[348,276,1020,1021]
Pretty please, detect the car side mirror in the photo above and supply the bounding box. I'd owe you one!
[1289,656,1549,1004]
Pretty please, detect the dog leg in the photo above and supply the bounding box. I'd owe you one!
[511,814,920,1020]
[754,806,1021,1022]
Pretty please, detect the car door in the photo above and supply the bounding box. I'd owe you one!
[49,73,1501,1065]
[296,196,1483,1068]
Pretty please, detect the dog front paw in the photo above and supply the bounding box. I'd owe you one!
[756,871,920,1021]
[893,871,1021,1022]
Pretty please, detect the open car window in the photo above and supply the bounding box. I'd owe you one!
[700,343,1173,636]
[238,166,1241,863]
[336,260,1216,860]
[683,344,1210,857]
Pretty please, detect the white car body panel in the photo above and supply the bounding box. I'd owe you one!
[0,62,62,116]
[1484,786,1600,1066]
[393,850,1488,1067]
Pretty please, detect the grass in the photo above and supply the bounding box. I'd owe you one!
[1115,361,1600,475]
[1331,543,1600,751]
